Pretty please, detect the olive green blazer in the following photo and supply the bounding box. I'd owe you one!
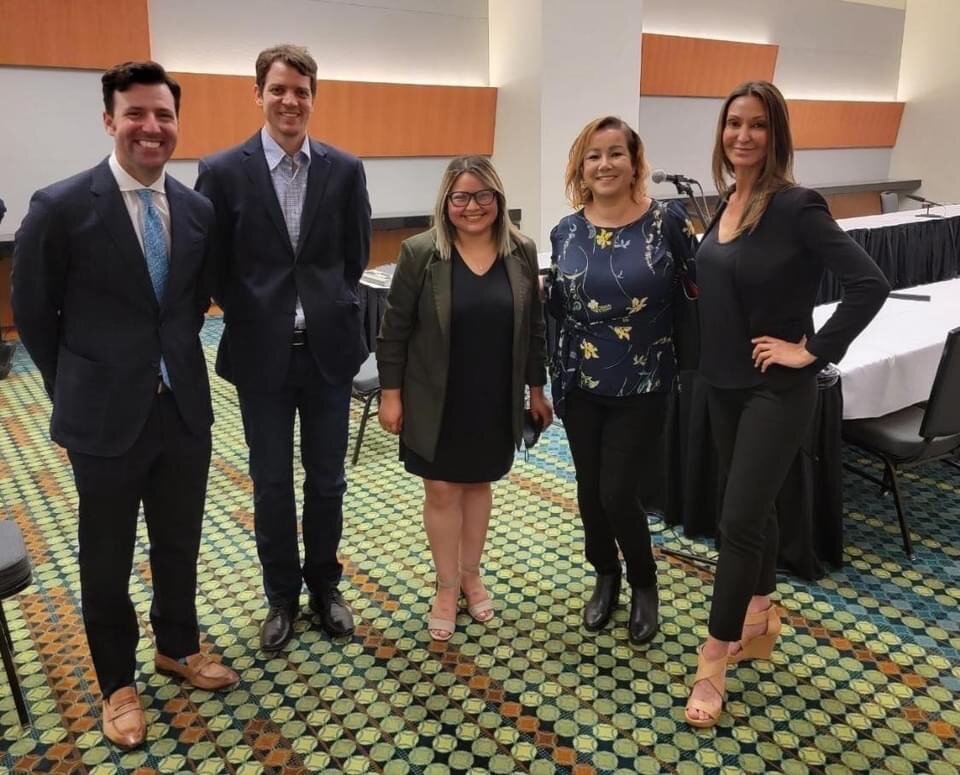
[376,228,547,462]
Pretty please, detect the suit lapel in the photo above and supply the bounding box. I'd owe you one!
[428,255,452,349]
[504,245,528,363]
[164,179,192,311]
[242,134,293,256]
[89,160,157,308]
[297,140,330,260]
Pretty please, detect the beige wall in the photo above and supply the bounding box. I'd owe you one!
[889,0,960,204]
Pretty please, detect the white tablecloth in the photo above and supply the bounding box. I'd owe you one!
[813,278,960,419]
[836,204,960,232]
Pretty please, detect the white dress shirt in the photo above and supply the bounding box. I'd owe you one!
[107,152,170,256]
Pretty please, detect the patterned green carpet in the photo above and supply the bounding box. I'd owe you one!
[1,316,959,774]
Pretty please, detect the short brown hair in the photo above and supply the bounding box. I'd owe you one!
[712,80,795,237]
[564,116,649,208]
[102,61,181,115]
[255,44,318,96]
[432,156,521,261]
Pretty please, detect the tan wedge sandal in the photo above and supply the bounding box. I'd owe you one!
[729,604,782,664]
[685,646,729,729]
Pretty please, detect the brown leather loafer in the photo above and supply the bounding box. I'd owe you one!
[102,686,145,750]
[155,652,239,691]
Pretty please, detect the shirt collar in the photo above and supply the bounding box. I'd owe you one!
[108,152,166,194]
[261,127,311,171]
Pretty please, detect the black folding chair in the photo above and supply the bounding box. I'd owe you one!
[351,353,381,465]
[0,520,33,726]
[842,327,960,556]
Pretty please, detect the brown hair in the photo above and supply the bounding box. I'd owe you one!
[255,44,318,96]
[431,156,521,260]
[102,61,181,115]
[564,116,649,208]
[712,80,795,237]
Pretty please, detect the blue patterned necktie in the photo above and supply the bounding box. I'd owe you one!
[137,189,171,388]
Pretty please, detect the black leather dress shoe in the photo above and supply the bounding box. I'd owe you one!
[260,604,296,652]
[310,587,355,638]
[583,573,621,631]
[628,585,659,645]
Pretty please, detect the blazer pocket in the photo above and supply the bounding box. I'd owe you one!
[53,347,108,435]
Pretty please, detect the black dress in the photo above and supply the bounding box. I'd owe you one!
[403,249,515,482]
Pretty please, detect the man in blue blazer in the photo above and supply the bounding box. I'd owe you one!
[196,45,371,651]
[12,62,238,750]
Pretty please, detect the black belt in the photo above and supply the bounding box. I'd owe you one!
[157,378,171,394]
[291,329,308,346]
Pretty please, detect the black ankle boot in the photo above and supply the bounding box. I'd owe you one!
[583,573,621,631]
[628,585,659,645]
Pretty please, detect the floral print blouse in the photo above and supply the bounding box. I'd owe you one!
[545,199,698,415]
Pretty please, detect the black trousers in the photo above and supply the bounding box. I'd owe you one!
[563,389,668,589]
[237,345,351,609]
[706,377,817,641]
[68,392,211,700]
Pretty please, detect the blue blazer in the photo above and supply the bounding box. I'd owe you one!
[196,132,372,390]
[12,159,215,456]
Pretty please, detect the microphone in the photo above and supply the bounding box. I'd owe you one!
[902,193,943,207]
[651,169,700,186]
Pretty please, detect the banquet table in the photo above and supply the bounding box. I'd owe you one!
[818,204,960,303]
[812,278,960,420]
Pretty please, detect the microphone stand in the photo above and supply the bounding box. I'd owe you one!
[675,180,712,231]
[903,193,946,219]
[656,179,717,570]
[916,201,944,219]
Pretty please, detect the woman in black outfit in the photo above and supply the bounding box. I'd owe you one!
[377,156,552,642]
[685,82,889,727]
[546,117,699,645]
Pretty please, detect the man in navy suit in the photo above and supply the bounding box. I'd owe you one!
[196,45,371,651]
[13,61,238,750]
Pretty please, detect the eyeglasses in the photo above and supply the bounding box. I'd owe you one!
[447,189,497,207]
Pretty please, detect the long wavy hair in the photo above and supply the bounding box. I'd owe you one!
[711,80,795,237]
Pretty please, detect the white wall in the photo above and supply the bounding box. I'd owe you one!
[0,0,490,237]
[490,0,643,249]
[148,0,489,86]
[889,0,960,204]
[489,0,543,245]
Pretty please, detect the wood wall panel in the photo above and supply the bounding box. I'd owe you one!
[0,0,150,69]
[172,73,497,160]
[371,228,424,269]
[824,191,882,219]
[788,100,904,149]
[640,33,778,97]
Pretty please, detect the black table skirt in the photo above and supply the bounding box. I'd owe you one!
[818,213,960,303]
[656,372,844,581]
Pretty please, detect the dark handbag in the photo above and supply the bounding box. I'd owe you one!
[522,409,543,450]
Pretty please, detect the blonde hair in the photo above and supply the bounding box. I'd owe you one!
[711,80,795,238]
[432,156,521,260]
[564,116,649,208]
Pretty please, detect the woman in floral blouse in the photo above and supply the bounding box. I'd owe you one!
[546,116,698,645]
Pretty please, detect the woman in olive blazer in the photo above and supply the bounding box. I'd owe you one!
[376,156,552,641]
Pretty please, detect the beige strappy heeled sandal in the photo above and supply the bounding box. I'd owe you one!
[428,575,460,641]
[460,563,494,622]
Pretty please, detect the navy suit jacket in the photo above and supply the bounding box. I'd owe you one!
[12,159,215,456]
[196,132,372,390]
